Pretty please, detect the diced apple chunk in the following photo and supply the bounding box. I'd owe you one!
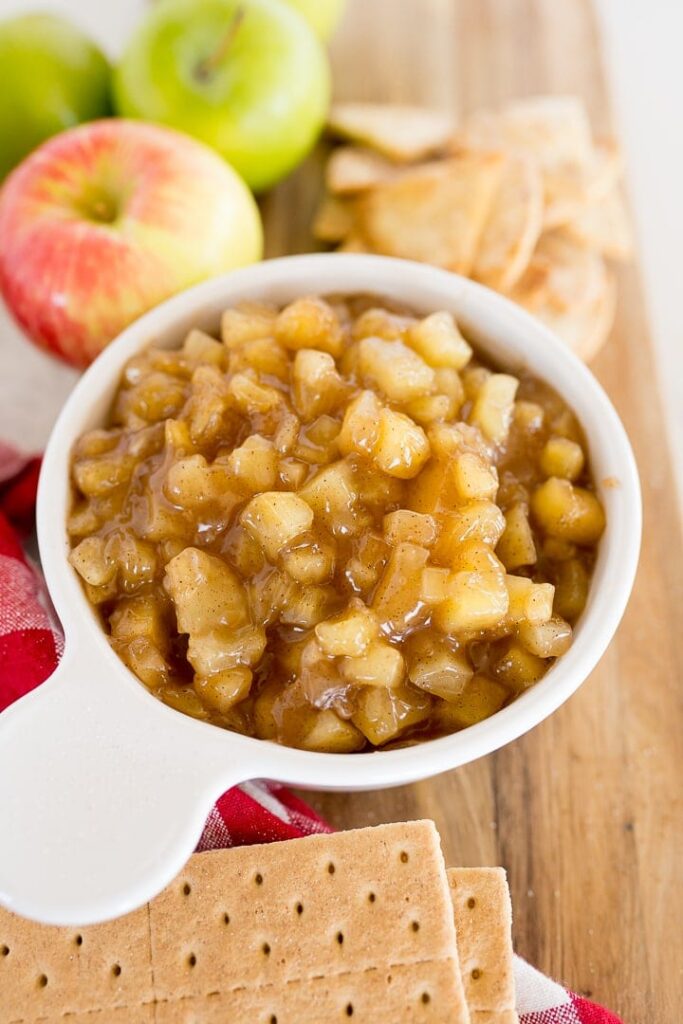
[221,304,277,348]
[194,667,253,713]
[407,311,472,369]
[240,492,314,562]
[451,540,505,574]
[406,459,458,513]
[432,502,507,562]
[164,454,233,510]
[279,585,336,628]
[299,460,358,536]
[278,459,308,490]
[372,542,430,635]
[352,307,413,341]
[531,478,605,545]
[420,566,451,604]
[408,641,473,701]
[338,390,382,457]
[228,372,282,413]
[187,622,265,677]
[273,411,301,455]
[223,435,278,492]
[404,394,457,425]
[187,365,231,445]
[228,337,290,381]
[383,510,437,547]
[164,547,248,635]
[434,675,507,730]
[372,408,430,479]
[492,640,547,688]
[496,504,537,569]
[292,349,344,420]
[282,538,335,585]
[69,536,116,587]
[540,437,585,481]
[470,373,519,444]
[315,602,377,657]
[341,640,405,688]
[300,712,366,753]
[109,594,168,653]
[352,685,431,746]
[452,452,499,502]
[182,328,225,366]
[433,571,509,635]
[357,336,435,402]
[275,296,344,356]
[518,616,573,658]
[553,559,590,622]
[505,575,555,625]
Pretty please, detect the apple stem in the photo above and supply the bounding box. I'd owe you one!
[195,5,246,81]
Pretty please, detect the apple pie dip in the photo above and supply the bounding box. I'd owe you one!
[67,295,605,752]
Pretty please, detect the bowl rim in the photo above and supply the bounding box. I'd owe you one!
[37,253,642,790]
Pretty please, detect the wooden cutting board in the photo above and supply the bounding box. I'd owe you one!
[261,2,683,1021]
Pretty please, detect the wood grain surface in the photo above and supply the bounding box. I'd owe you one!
[262,2,683,1021]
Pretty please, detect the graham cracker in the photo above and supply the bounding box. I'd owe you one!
[470,1012,519,1024]
[0,821,469,1024]
[447,868,517,1021]
[0,905,153,1022]
[155,961,463,1023]
[149,821,469,1017]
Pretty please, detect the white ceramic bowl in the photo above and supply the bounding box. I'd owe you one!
[0,255,641,926]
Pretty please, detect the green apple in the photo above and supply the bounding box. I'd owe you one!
[113,0,331,192]
[281,0,346,40]
[0,13,111,180]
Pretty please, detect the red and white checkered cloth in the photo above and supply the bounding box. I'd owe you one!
[0,443,622,1024]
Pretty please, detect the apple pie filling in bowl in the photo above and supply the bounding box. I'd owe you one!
[67,293,605,753]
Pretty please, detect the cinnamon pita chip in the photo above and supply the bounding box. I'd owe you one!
[542,139,622,229]
[328,103,454,162]
[560,186,633,261]
[471,152,543,292]
[312,194,355,242]
[326,145,399,194]
[338,232,370,252]
[356,154,504,274]
[461,98,621,229]
[509,233,615,360]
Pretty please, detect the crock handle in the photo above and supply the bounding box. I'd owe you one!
[0,642,251,926]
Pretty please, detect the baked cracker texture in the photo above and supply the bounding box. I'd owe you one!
[448,867,517,1022]
[1,821,470,1023]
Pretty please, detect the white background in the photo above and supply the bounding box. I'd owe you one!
[0,0,680,503]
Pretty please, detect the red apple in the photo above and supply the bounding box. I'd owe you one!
[0,119,262,367]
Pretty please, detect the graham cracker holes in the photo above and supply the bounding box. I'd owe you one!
[255,872,264,886]
[335,931,344,946]
[467,897,476,909]
[111,964,122,978]
[1,944,9,957]
[182,883,191,896]
[37,974,48,988]
[187,953,197,968]
[269,1015,278,1024]
[75,934,84,946]
[295,902,304,915]
[367,892,376,904]
[410,921,420,933]
[327,862,336,875]
[421,991,431,1005]
[223,912,230,925]
[345,1002,354,1016]
[262,943,271,957]
[400,851,409,864]
[471,967,481,980]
